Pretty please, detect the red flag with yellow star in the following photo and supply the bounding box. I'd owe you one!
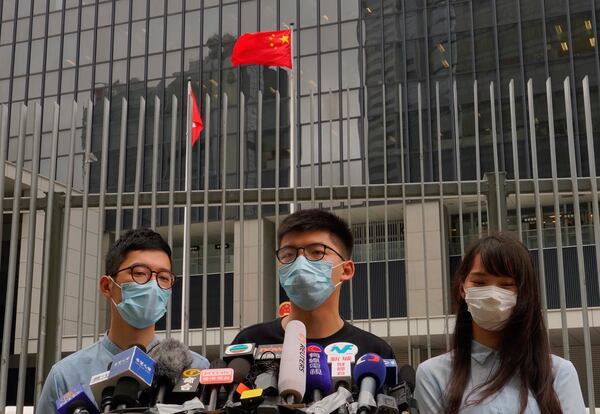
[231,29,292,69]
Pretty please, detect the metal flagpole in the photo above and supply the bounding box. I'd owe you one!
[289,23,296,212]
[182,80,193,344]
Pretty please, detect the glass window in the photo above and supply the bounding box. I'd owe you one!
[115,0,130,24]
[64,8,78,32]
[341,21,359,49]
[496,0,518,25]
[0,45,11,78]
[44,71,58,95]
[222,4,237,37]
[81,5,95,29]
[522,19,545,66]
[203,7,219,45]
[149,0,163,17]
[341,1,359,21]
[63,33,77,67]
[498,24,519,67]
[280,0,296,27]
[168,14,182,50]
[473,28,495,72]
[131,21,146,56]
[94,62,109,85]
[241,0,257,33]
[98,2,112,26]
[79,29,94,65]
[2,0,15,20]
[13,42,29,76]
[147,54,163,79]
[260,0,276,30]
[12,76,26,101]
[300,55,317,94]
[300,0,317,27]
[300,28,317,55]
[184,11,200,47]
[321,52,339,92]
[168,0,182,13]
[165,50,181,77]
[48,12,62,36]
[16,17,30,42]
[341,49,360,88]
[0,79,9,103]
[113,23,129,60]
[184,46,200,71]
[321,24,338,52]
[111,59,126,84]
[30,39,44,73]
[61,67,75,93]
[1,20,14,44]
[321,0,338,24]
[32,15,45,38]
[78,65,92,90]
[132,1,147,20]
[18,0,31,18]
[129,56,145,81]
[148,17,164,53]
[96,27,111,62]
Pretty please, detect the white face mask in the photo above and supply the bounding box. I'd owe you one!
[465,286,517,331]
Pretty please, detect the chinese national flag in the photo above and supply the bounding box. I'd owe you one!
[189,86,203,147]
[231,29,292,69]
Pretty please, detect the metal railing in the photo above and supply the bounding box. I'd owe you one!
[1,75,600,410]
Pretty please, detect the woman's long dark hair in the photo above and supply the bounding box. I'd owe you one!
[444,233,561,414]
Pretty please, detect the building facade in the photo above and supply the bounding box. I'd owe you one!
[1,0,600,407]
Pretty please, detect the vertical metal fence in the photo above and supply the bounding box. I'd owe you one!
[0,75,599,410]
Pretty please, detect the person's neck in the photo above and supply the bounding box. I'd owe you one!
[283,300,344,339]
[472,322,502,350]
[107,313,155,351]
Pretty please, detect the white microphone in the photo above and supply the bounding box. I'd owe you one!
[277,319,307,404]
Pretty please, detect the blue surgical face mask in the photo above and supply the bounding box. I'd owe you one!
[278,255,344,311]
[110,279,171,329]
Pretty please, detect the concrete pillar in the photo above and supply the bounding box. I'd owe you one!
[233,219,276,328]
[404,201,445,318]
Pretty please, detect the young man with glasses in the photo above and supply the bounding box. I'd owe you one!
[232,208,395,360]
[38,228,209,411]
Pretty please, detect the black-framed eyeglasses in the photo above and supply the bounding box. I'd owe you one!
[112,264,176,290]
[276,243,345,264]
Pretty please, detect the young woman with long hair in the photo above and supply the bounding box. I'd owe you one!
[414,233,585,413]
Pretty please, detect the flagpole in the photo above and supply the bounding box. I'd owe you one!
[289,23,296,213]
[182,79,192,345]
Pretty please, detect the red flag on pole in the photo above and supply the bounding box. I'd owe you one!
[231,29,292,69]
[189,85,203,146]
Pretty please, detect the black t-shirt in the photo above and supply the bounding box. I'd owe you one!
[232,318,396,360]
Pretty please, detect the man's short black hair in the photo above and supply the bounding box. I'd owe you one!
[277,209,354,258]
[105,228,172,276]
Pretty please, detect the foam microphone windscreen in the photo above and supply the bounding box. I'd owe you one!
[210,358,228,369]
[278,319,307,403]
[397,364,416,392]
[353,353,386,391]
[306,343,332,396]
[228,358,252,384]
[149,338,194,386]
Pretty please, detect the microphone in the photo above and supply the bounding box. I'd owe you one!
[383,359,398,389]
[331,361,352,391]
[254,344,284,360]
[278,320,307,405]
[109,345,156,409]
[225,357,252,404]
[148,337,194,404]
[89,370,111,412]
[353,353,386,414]
[55,384,100,414]
[305,343,332,403]
[324,342,358,364]
[376,394,399,414]
[389,365,418,413]
[170,368,203,404]
[200,358,234,410]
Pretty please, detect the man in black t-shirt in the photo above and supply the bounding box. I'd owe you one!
[232,209,395,360]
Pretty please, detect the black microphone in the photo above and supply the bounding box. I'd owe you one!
[225,357,252,404]
[148,337,194,404]
[55,384,100,414]
[109,346,156,409]
[200,358,233,410]
[171,368,203,404]
[389,365,418,413]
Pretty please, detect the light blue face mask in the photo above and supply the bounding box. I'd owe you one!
[111,279,171,329]
[278,255,344,311]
